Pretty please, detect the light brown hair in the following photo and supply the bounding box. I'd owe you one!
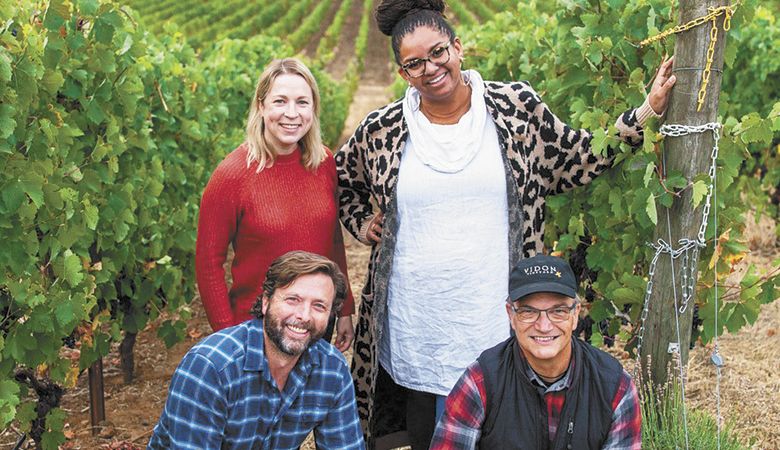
[245,58,325,172]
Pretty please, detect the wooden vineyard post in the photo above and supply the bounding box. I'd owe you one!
[88,358,106,435]
[639,0,730,390]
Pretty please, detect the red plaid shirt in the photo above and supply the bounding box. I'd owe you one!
[430,358,641,449]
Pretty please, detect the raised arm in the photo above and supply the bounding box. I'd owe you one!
[524,56,675,194]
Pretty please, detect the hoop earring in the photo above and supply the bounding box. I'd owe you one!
[459,55,469,86]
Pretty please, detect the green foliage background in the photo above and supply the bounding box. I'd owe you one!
[460,0,780,346]
[0,1,349,445]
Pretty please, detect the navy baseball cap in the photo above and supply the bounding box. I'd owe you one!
[508,255,578,302]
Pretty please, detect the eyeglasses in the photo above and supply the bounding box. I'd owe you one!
[400,42,451,78]
[508,302,578,323]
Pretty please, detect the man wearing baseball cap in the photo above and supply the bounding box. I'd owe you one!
[430,254,641,450]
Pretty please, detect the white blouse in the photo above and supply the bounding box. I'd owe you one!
[379,72,511,395]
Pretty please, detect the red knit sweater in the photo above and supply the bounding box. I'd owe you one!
[195,144,354,331]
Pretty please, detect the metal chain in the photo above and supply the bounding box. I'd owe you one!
[632,122,721,375]
[660,123,721,248]
[639,4,736,111]
[633,123,723,450]
[633,248,662,381]
[639,5,735,47]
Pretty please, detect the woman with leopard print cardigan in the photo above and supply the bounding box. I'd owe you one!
[334,1,676,448]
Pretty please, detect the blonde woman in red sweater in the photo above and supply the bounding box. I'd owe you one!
[195,58,354,351]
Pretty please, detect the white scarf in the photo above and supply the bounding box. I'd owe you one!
[402,70,488,174]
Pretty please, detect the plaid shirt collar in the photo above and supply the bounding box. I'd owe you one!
[242,318,321,373]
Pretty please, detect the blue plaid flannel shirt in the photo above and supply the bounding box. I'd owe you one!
[148,319,364,450]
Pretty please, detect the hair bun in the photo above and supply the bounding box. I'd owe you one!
[375,0,446,36]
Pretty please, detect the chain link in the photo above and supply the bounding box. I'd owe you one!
[639,5,736,111]
[633,123,721,376]
[633,247,661,381]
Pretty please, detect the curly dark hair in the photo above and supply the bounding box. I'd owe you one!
[250,251,347,319]
[375,0,456,64]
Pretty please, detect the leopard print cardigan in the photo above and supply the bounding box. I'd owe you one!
[335,79,653,447]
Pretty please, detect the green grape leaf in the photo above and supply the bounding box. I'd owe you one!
[83,200,99,230]
[158,320,187,348]
[591,128,609,156]
[769,102,780,124]
[40,70,65,95]
[94,13,117,44]
[46,408,67,431]
[691,180,708,208]
[0,104,16,139]
[78,0,99,16]
[611,287,640,306]
[759,277,779,305]
[59,250,84,287]
[643,162,655,187]
[1,182,25,212]
[19,175,44,209]
[546,195,570,210]
[645,193,657,225]
[16,402,36,433]
[55,300,76,328]
[117,33,133,56]
[740,114,773,144]
[41,412,67,450]
[590,331,604,348]
[589,300,613,322]
[0,52,11,83]
[0,380,20,425]
[42,0,68,31]
[86,101,106,125]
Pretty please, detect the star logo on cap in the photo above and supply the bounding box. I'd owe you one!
[555,271,561,278]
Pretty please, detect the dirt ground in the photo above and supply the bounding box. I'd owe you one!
[685,215,780,449]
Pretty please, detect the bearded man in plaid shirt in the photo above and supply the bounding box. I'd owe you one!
[430,254,641,450]
[149,251,364,450]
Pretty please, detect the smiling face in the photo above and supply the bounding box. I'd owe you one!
[262,272,334,358]
[507,292,581,375]
[397,26,464,103]
[260,73,314,155]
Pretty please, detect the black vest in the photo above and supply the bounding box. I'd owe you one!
[477,337,623,450]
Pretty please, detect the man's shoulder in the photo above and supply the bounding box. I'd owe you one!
[575,338,626,388]
[308,338,350,373]
[477,336,514,365]
[187,320,258,372]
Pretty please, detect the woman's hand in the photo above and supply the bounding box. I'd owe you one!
[334,315,355,352]
[648,55,676,115]
[366,212,384,244]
